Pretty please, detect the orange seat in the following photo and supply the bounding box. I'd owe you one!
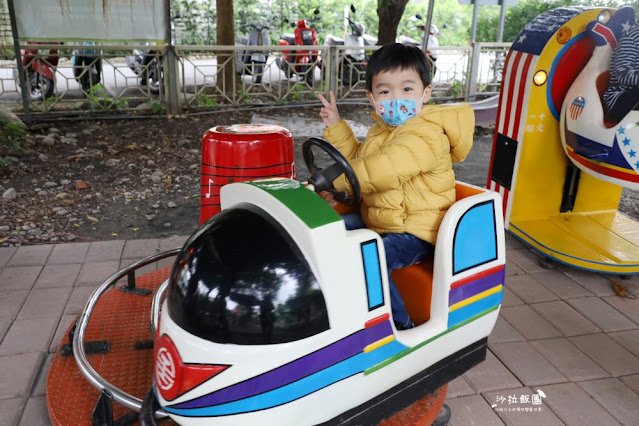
[392,258,434,325]
[392,183,484,325]
[333,183,484,326]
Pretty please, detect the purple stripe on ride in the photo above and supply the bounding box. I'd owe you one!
[171,321,393,409]
[448,269,505,306]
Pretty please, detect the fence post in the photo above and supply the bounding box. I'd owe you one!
[6,0,29,123]
[467,42,481,99]
[329,45,337,95]
[165,46,180,115]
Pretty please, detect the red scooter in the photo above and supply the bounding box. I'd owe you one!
[276,9,320,86]
[15,42,60,100]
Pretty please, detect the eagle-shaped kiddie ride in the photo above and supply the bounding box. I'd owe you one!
[47,124,505,425]
[488,6,639,275]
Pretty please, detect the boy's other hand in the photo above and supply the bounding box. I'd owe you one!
[318,91,340,128]
[319,191,338,207]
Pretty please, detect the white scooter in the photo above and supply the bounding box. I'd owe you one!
[398,14,442,76]
[236,14,274,84]
[324,5,374,86]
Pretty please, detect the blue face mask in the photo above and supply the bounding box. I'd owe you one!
[372,92,425,127]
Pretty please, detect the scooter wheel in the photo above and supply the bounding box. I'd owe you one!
[305,67,315,86]
[27,71,54,101]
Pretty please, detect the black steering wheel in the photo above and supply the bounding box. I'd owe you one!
[302,137,361,206]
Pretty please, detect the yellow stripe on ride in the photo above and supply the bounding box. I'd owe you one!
[364,335,395,353]
[449,285,503,312]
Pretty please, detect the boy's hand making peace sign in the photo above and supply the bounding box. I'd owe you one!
[318,90,340,128]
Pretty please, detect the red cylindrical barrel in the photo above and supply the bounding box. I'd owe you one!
[200,124,296,224]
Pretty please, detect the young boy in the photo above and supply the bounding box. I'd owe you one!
[604,18,639,123]
[318,43,474,330]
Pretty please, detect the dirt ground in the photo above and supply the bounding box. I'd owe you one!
[1,104,637,246]
[0,108,255,246]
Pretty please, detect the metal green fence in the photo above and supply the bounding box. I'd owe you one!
[0,42,510,119]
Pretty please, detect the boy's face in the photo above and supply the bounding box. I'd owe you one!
[367,67,433,114]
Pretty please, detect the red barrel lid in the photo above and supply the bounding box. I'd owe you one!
[209,124,291,135]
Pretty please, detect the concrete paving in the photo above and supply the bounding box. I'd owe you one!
[0,234,638,425]
[1,112,638,424]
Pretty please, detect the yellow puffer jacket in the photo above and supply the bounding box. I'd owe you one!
[323,103,474,244]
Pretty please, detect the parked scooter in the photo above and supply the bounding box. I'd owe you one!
[398,14,441,76]
[72,42,102,92]
[276,9,320,86]
[126,44,163,93]
[324,5,374,86]
[236,14,273,84]
[125,14,181,93]
[14,41,60,100]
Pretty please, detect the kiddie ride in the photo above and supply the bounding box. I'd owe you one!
[488,6,639,276]
[47,124,505,425]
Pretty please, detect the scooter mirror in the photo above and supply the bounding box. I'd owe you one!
[314,9,320,15]
[416,14,423,20]
[442,23,448,29]
[350,4,356,13]
[283,18,289,23]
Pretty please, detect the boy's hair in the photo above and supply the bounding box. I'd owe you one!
[365,43,432,92]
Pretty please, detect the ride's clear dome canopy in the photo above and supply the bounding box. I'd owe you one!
[167,204,330,345]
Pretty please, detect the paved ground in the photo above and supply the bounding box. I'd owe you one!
[1,234,639,425]
[2,113,639,425]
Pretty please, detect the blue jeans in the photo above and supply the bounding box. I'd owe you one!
[342,213,434,329]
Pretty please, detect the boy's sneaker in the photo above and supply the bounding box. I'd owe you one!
[395,320,415,330]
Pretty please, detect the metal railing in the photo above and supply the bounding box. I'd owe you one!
[0,42,510,118]
[73,248,181,418]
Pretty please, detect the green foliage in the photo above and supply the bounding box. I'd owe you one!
[172,0,217,44]
[172,0,636,48]
[88,84,128,110]
[447,78,465,98]
[148,99,165,114]
[193,93,217,107]
[475,0,631,43]
[0,123,26,168]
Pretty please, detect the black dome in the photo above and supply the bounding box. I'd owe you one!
[167,203,330,345]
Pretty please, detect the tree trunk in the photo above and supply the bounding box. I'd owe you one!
[377,0,410,45]
[216,0,235,95]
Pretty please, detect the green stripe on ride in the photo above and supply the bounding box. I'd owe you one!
[248,180,341,229]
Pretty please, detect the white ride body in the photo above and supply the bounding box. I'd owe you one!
[157,180,504,425]
[560,25,639,189]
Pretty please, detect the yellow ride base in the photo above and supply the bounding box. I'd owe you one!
[509,210,639,275]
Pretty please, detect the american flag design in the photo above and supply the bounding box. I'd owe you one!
[618,125,639,174]
[487,7,587,225]
[569,97,586,120]
[489,48,539,222]
[590,22,618,49]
